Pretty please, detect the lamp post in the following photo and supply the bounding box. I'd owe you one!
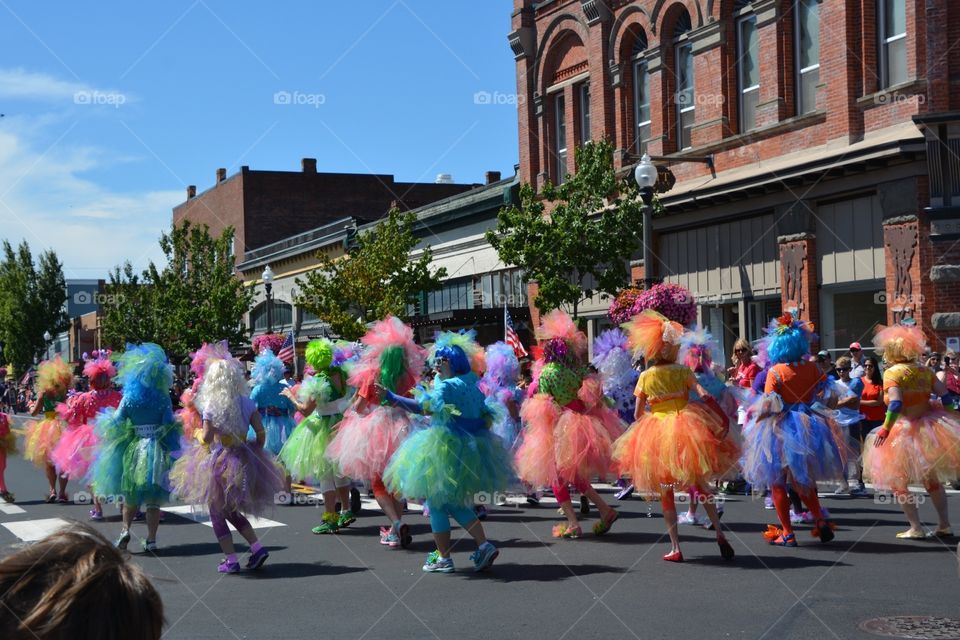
[43,331,52,361]
[634,153,658,289]
[262,265,274,334]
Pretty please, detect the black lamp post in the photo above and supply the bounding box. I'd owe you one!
[634,153,658,289]
[262,265,274,334]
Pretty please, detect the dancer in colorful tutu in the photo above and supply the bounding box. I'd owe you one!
[514,310,623,539]
[480,341,523,448]
[91,344,182,552]
[740,313,844,547]
[382,330,509,573]
[25,356,73,503]
[51,351,122,520]
[249,349,296,495]
[0,413,14,502]
[613,311,738,562]
[326,316,425,548]
[863,323,960,539]
[279,339,354,534]
[170,357,285,572]
[591,328,639,423]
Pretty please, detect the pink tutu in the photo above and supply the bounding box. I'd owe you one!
[325,406,412,479]
[864,410,960,491]
[50,424,98,479]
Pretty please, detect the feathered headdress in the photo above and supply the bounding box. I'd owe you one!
[873,323,927,364]
[622,309,684,363]
[482,341,520,389]
[251,348,285,386]
[82,349,116,389]
[536,310,587,363]
[349,316,425,394]
[37,356,72,395]
[305,339,334,372]
[430,330,482,376]
[189,340,232,380]
[679,326,721,373]
[114,343,173,394]
[765,312,816,364]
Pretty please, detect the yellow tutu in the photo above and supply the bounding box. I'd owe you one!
[24,413,63,468]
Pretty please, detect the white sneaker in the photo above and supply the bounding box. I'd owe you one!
[677,512,699,525]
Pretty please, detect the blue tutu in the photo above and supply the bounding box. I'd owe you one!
[257,412,296,455]
[740,394,847,490]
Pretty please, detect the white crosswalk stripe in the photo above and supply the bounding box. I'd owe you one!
[2,518,70,542]
[162,505,286,530]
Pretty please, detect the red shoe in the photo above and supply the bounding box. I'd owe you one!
[662,550,684,563]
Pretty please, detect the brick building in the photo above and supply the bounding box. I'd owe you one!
[511,0,960,359]
[173,159,478,264]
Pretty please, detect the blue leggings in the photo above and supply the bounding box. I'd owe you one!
[427,502,478,534]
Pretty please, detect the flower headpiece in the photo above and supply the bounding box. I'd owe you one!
[765,312,816,364]
[622,309,684,363]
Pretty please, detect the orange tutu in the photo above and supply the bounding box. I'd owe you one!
[24,416,63,468]
[863,410,960,491]
[614,401,740,492]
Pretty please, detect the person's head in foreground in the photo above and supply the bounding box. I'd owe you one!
[0,524,163,640]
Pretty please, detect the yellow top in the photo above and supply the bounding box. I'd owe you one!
[634,363,695,414]
[883,363,933,417]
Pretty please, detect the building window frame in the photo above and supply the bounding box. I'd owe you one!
[794,0,820,115]
[675,39,694,150]
[877,0,907,89]
[632,55,651,156]
[577,82,591,145]
[736,13,760,131]
[555,93,567,184]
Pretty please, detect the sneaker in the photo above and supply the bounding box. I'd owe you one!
[615,484,635,500]
[470,543,499,572]
[312,513,340,534]
[800,511,815,524]
[115,529,131,550]
[379,526,400,547]
[834,485,851,495]
[850,485,869,497]
[789,509,804,525]
[764,496,775,510]
[475,505,487,520]
[379,526,392,545]
[337,510,356,528]
[217,559,241,574]
[394,522,412,548]
[677,512,699,525]
[143,540,157,553]
[422,550,454,573]
[246,546,269,569]
[89,509,104,521]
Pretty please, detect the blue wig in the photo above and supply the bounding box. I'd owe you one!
[765,314,816,364]
[114,343,174,403]
[431,330,478,376]
[251,348,285,386]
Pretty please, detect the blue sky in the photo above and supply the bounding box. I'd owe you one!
[0,1,518,278]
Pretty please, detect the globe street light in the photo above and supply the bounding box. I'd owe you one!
[634,153,658,289]
[43,330,52,361]
[262,265,275,335]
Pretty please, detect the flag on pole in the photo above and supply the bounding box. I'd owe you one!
[504,303,528,358]
[277,331,296,364]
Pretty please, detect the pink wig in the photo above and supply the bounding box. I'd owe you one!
[536,310,587,362]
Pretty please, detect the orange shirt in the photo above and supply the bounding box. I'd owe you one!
[859,377,885,421]
[764,361,825,404]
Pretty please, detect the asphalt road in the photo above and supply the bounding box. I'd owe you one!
[2,421,959,639]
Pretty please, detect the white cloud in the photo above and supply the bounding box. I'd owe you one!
[0,68,134,107]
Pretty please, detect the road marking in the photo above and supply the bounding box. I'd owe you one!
[2,518,69,542]
[0,503,26,515]
[162,505,286,530]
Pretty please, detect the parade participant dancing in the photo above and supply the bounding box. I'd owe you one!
[514,310,623,539]
[25,356,73,503]
[326,316,425,548]
[863,323,960,539]
[51,351,122,519]
[91,344,182,552]
[480,341,523,448]
[0,413,14,502]
[613,311,738,562]
[279,339,354,534]
[170,357,285,573]
[250,348,296,495]
[741,313,844,547]
[591,328,639,423]
[382,330,509,573]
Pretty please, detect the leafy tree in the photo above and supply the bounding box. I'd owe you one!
[297,209,447,340]
[101,222,253,358]
[486,139,657,318]
[0,241,69,372]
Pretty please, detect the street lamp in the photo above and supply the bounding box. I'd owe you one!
[262,265,274,334]
[634,153,658,289]
[43,330,52,361]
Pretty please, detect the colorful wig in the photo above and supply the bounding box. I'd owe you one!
[196,357,248,435]
[622,309,684,363]
[482,342,520,389]
[189,340,233,380]
[349,316,425,394]
[305,339,334,372]
[83,350,116,390]
[873,323,927,364]
[37,356,73,395]
[535,310,587,363]
[679,326,721,373]
[430,330,481,376]
[251,348,285,386]
[765,312,816,364]
[114,343,174,395]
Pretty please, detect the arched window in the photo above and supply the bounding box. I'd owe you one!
[735,1,760,131]
[251,299,293,332]
[631,31,651,155]
[673,9,695,150]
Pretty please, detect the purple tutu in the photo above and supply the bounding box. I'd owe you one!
[170,441,284,516]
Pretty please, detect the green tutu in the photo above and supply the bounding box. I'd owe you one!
[278,413,342,482]
[90,413,181,507]
[384,425,512,510]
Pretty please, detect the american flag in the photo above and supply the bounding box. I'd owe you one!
[504,303,528,358]
[277,331,296,363]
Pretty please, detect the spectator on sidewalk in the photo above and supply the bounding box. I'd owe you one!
[817,350,837,379]
[852,356,886,495]
[848,342,866,379]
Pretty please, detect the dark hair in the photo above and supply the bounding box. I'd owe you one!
[0,523,164,639]
[863,356,882,385]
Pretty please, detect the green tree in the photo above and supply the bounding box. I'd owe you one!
[486,139,655,318]
[0,241,69,372]
[101,221,253,358]
[296,209,447,340]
